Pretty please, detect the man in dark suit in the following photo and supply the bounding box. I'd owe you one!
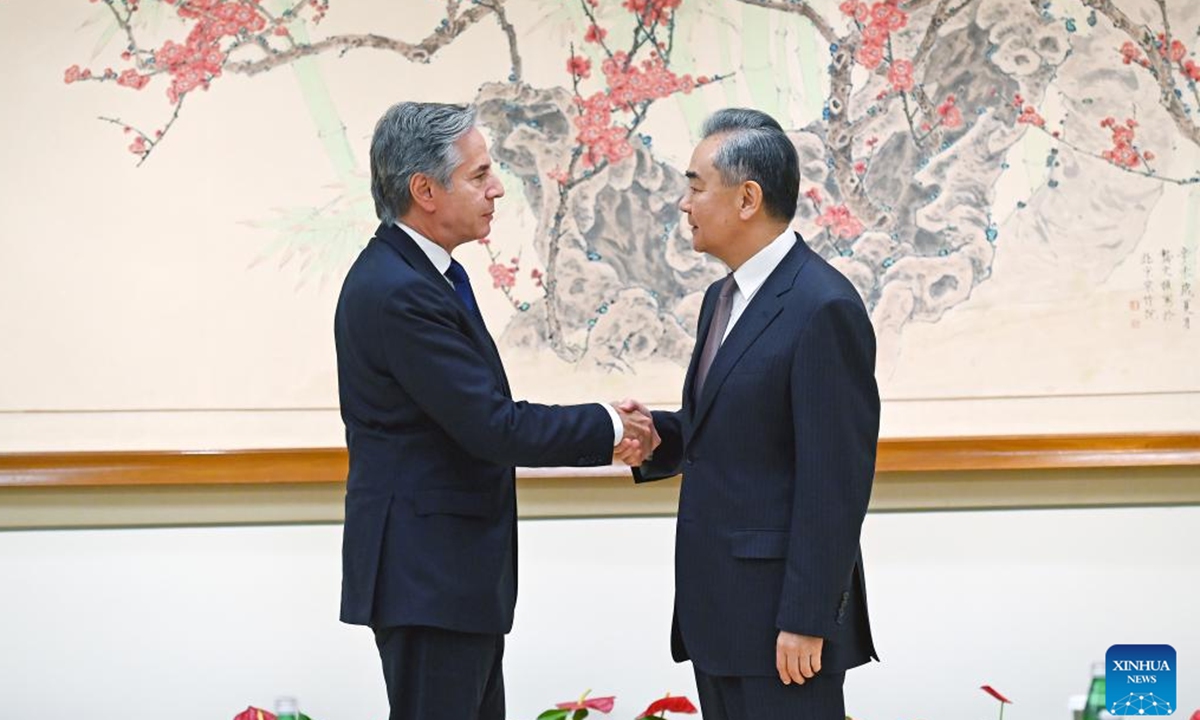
[335,101,654,720]
[621,108,881,719]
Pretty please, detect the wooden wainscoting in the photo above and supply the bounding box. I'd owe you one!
[1,434,1199,528]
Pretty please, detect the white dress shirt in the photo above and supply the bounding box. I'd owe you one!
[723,228,797,342]
[395,222,625,447]
[397,221,454,283]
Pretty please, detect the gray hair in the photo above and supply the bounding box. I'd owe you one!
[701,108,800,222]
[370,102,477,224]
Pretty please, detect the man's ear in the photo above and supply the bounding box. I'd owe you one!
[409,173,437,213]
[739,180,764,219]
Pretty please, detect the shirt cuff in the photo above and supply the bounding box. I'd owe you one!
[599,402,624,447]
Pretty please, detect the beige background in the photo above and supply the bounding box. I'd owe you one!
[1,0,1197,451]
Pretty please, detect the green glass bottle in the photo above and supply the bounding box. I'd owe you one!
[274,696,313,720]
[1082,664,1107,720]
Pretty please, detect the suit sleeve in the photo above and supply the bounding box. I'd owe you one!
[776,298,880,638]
[379,281,614,467]
[631,409,684,483]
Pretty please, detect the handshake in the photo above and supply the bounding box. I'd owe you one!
[610,399,659,466]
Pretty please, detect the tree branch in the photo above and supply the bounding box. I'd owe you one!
[1029,122,1197,185]
[224,4,498,76]
[478,0,521,82]
[827,42,888,227]
[911,0,977,69]
[729,0,837,45]
[1081,0,1200,149]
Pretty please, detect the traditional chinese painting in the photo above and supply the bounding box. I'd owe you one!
[0,0,1197,449]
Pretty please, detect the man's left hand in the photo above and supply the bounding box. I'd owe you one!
[776,631,822,685]
[613,398,660,466]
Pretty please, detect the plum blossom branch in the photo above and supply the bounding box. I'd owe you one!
[99,94,186,165]
[224,4,500,76]
[1018,105,1199,185]
[66,0,517,161]
[535,0,720,360]
[1080,0,1200,149]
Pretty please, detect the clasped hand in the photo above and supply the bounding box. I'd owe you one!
[610,398,659,466]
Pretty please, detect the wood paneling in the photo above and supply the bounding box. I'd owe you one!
[2,434,1198,489]
[0,448,347,488]
[874,433,1200,472]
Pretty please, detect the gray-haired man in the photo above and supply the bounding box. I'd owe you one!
[334,101,654,720]
[623,108,881,720]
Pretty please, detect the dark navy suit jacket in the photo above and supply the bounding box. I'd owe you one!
[636,234,880,677]
[334,223,614,633]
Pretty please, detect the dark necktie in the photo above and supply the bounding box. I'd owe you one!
[445,258,483,322]
[445,257,511,395]
[693,274,737,404]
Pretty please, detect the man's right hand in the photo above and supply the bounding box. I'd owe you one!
[612,399,659,466]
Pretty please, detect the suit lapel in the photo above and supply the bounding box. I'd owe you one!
[376,223,512,396]
[682,280,723,413]
[690,235,813,434]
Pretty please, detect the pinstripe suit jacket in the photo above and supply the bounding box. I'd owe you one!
[334,223,614,633]
[636,233,880,677]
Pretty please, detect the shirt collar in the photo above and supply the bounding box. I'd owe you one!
[731,228,796,299]
[396,220,452,275]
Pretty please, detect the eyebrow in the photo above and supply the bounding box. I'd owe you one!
[684,170,699,180]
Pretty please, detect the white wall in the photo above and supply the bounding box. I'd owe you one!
[1,507,1197,720]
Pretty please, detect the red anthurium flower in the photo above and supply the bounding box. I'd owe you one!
[232,708,277,720]
[638,694,698,718]
[555,696,616,713]
[981,685,1012,703]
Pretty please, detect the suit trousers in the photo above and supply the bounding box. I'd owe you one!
[694,667,845,720]
[374,625,505,720]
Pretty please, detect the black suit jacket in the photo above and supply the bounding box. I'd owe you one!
[636,233,880,676]
[334,223,614,633]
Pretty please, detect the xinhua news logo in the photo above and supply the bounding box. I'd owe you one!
[1106,644,1176,716]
